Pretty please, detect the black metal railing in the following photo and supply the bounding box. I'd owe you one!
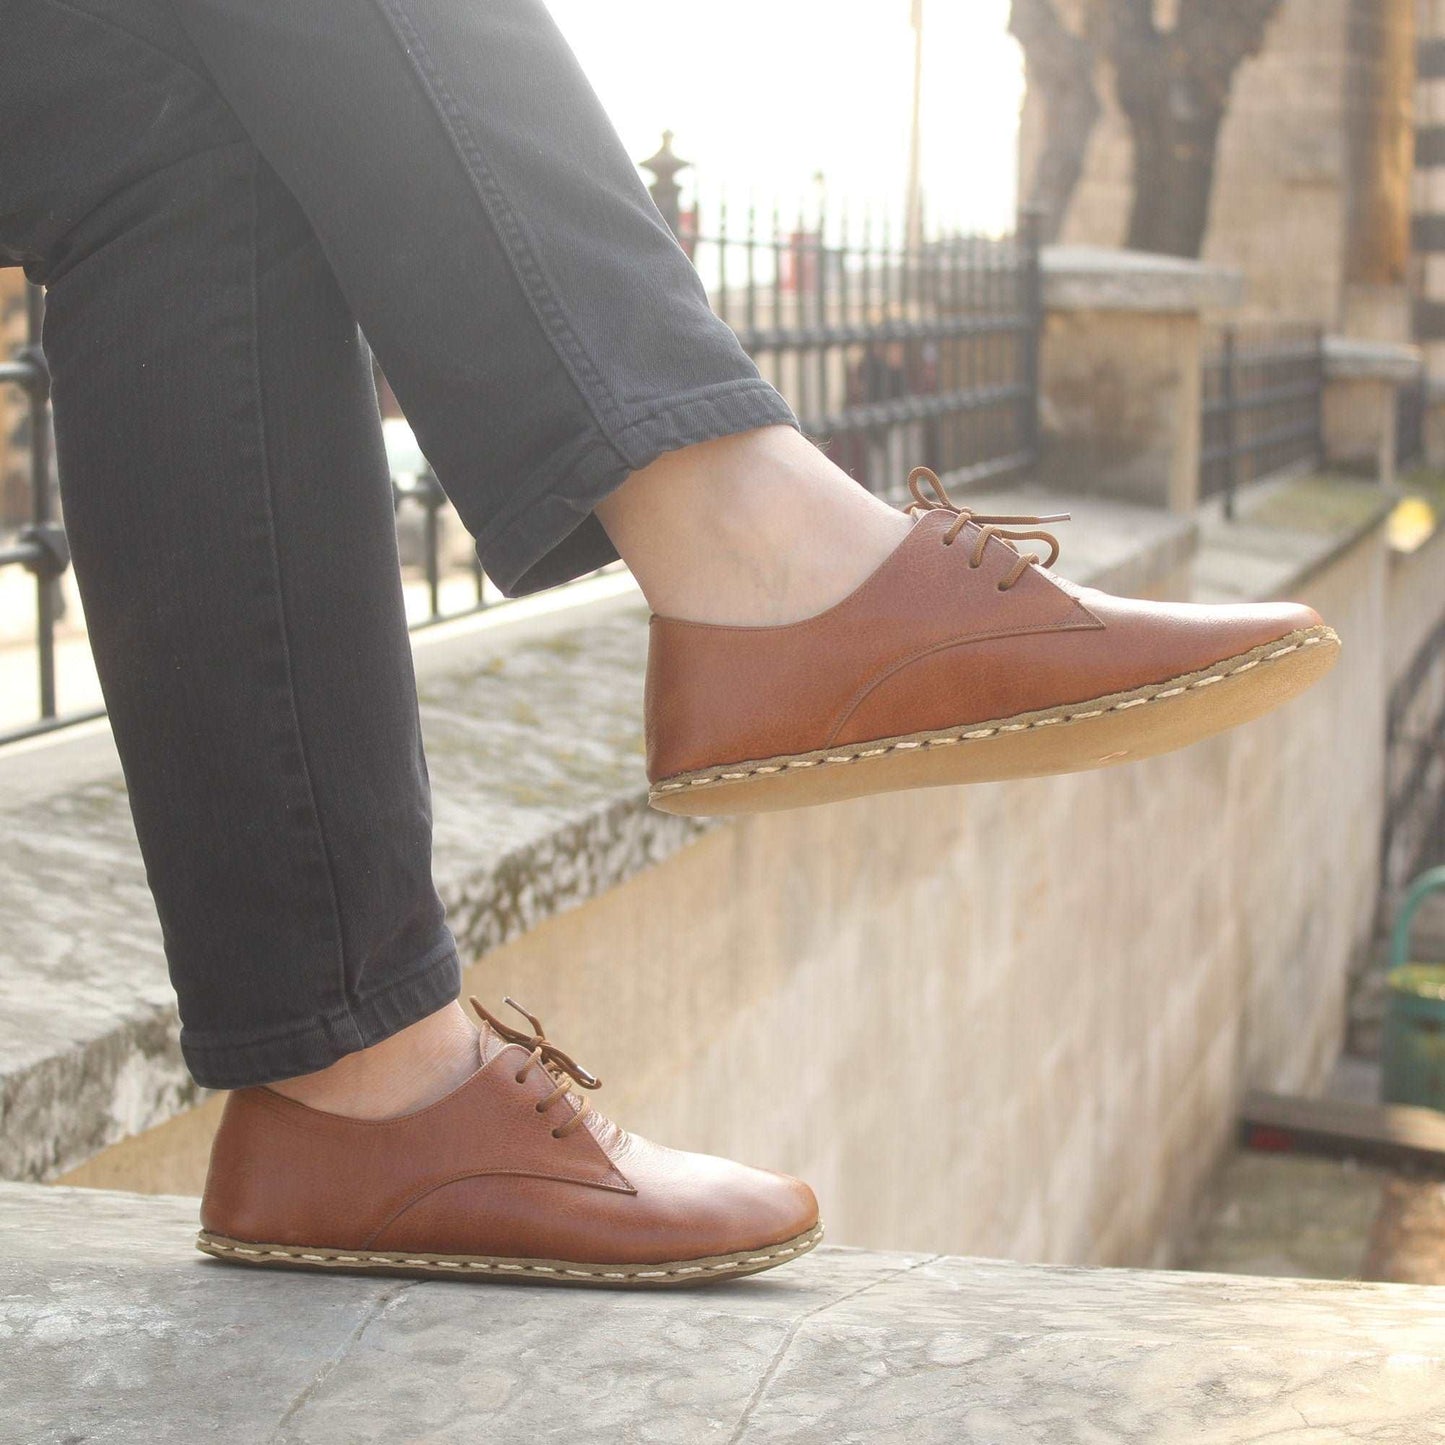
[1200,323,1325,520]
[1396,364,1429,473]
[1,161,1042,743]
[674,202,1041,501]
[0,285,93,743]
[1381,612,1445,922]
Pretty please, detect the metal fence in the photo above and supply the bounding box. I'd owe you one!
[0,286,92,743]
[1396,364,1429,473]
[674,203,1041,501]
[1381,612,1445,923]
[1,178,1040,744]
[1199,323,1325,519]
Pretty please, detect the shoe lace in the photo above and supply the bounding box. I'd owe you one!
[469,995,602,1140]
[905,465,1070,591]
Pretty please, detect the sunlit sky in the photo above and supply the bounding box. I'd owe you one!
[544,1,1023,237]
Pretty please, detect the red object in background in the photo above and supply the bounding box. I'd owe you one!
[1246,1125,1296,1153]
[677,207,698,261]
[779,229,819,293]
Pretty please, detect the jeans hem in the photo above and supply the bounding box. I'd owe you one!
[479,378,800,598]
[180,930,462,1090]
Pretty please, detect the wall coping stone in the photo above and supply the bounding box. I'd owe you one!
[1042,245,1245,314]
[5,1180,1444,1442]
[1323,335,1423,383]
[1192,474,1398,605]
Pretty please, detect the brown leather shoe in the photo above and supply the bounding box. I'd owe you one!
[197,999,820,1286]
[646,467,1340,815]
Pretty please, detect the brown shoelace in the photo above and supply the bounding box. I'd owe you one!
[469,996,601,1140]
[905,465,1070,591]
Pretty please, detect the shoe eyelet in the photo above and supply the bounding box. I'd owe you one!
[997,581,1011,592]
[941,537,953,547]
[968,559,980,570]
[514,1071,526,1085]
[534,1102,546,1114]
[550,1128,563,1139]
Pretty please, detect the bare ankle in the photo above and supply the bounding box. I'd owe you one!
[596,425,911,626]
[268,1001,479,1120]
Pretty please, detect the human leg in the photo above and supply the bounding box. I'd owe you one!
[3,0,461,1091]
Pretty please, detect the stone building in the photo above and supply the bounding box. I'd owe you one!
[1017,0,1418,341]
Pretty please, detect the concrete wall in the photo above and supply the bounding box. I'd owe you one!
[1038,305,1202,510]
[461,524,1403,1270]
[1385,511,1445,683]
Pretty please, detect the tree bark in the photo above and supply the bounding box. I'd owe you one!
[1091,0,1283,257]
[1009,0,1100,243]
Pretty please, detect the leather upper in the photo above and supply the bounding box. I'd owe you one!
[200,1024,817,1264]
[645,508,1322,781]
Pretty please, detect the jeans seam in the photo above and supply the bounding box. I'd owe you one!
[607,376,791,439]
[368,0,639,466]
[244,148,356,1037]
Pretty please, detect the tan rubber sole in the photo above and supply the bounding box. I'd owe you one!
[649,625,1341,817]
[195,1221,823,1288]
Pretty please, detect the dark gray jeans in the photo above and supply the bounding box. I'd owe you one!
[1,0,797,1088]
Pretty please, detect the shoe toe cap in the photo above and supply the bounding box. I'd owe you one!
[613,1133,820,1256]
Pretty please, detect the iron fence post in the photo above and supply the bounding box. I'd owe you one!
[640,130,689,239]
[17,284,63,718]
[1016,206,1044,470]
[1221,327,1238,522]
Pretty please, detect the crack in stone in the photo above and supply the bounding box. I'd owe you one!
[725,1253,942,1444]
[267,1281,412,1441]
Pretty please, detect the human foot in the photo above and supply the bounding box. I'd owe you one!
[266,1000,481,1120]
[595,423,912,626]
[645,466,1340,815]
[198,998,821,1286]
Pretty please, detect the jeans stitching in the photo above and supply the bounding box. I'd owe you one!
[606,377,794,440]
[369,0,637,465]
[243,149,356,1036]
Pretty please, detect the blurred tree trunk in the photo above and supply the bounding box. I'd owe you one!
[1095,0,1283,256]
[1009,0,1100,243]
[1012,0,1282,256]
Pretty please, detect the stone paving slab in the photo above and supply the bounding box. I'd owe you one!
[4,1183,1445,1444]
[0,501,1194,1185]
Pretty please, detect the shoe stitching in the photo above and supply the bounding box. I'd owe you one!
[822,607,1103,749]
[197,1223,823,1280]
[652,629,1337,795]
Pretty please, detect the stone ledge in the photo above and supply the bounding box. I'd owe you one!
[1193,474,1398,604]
[5,1181,1444,1442]
[1323,335,1423,384]
[1042,244,1245,314]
